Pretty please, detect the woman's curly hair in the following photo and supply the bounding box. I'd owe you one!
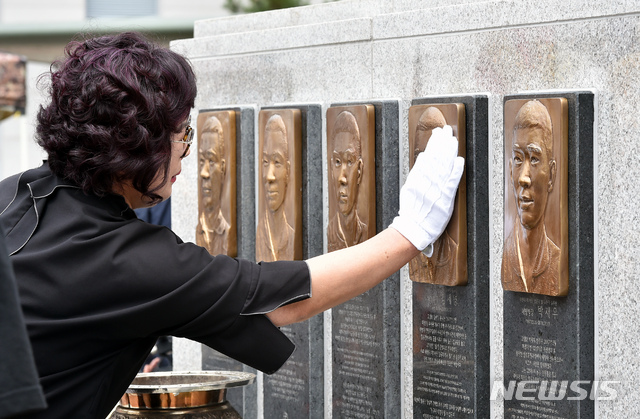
[36,31,197,203]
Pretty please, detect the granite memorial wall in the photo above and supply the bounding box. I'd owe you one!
[170,1,640,418]
[180,92,588,419]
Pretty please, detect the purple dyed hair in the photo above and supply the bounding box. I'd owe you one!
[36,32,197,203]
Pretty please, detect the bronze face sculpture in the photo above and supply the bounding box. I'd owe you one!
[0,52,26,120]
[326,106,376,252]
[196,111,237,257]
[501,99,568,297]
[408,104,467,286]
[256,111,302,262]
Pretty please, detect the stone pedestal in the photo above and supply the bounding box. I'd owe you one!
[502,91,595,418]
[411,95,490,418]
[200,105,258,418]
[330,100,401,418]
[260,104,324,419]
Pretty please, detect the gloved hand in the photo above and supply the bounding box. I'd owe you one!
[390,125,465,255]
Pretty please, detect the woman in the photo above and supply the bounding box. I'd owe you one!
[0,32,464,418]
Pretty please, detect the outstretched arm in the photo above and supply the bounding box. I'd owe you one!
[267,227,419,326]
[267,126,464,327]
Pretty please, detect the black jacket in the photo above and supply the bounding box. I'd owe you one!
[0,163,310,418]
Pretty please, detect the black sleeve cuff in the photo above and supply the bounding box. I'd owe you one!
[241,260,311,315]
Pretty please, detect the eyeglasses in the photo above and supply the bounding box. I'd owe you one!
[172,116,194,158]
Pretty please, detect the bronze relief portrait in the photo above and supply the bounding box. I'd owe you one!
[408,104,467,286]
[196,111,237,257]
[502,98,568,297]
[326,105,376,252]
[256,110,302,262]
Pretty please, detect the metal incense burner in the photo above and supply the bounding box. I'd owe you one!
[113,371,255,418]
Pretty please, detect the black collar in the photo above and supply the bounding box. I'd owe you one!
[1,162,133,255]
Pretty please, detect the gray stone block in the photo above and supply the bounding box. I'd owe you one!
[410,95,490,419]
[329,100,401,418]
[193,0,383,38]
[199,105,258,419]
[260,103,324,419]
[174,18,372,60]
[502,91,595,418]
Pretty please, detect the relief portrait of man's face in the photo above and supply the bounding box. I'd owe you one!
[195,110,237,258]
[200,116,226,214]
[413,107,444,164]
[407,103,467,287]
[0,53,26,112]
[331,112,363,216]
[326,105,376,253]
[510,122,555,231]
[255,110,302,262]
[501,98,568,297]
[262,116,290,213]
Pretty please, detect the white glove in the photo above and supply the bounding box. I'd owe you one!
[390,125,465,254]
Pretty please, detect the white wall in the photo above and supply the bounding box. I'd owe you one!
[0,0,231,24]
[0,0,85,24]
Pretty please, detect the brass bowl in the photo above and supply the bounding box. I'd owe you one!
[119,371,255,410]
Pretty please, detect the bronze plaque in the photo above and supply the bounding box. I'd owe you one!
[326,105,376,252]
[196,111,237,257]
[256,109,302,262]
[502,98,568,296]
[0,52,26,121]
[407,104,467,286]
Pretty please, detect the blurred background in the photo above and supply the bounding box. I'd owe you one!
[0,0,323,180]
